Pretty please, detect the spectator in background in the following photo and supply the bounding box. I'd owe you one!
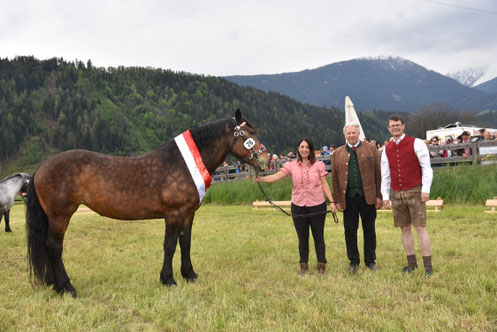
[379,142,386,154]
[375,142,383,155]
[443,136,454,157]
[483,130,492,141]
[321,146,331,165]
[429,136,444,158]
[456,131,472,158]
[321,146,330,156]
[286,151,296,160]
[329,145,336,155]
[270,154,278,170]
[477,128,486,141]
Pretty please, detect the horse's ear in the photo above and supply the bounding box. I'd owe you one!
[235,109,242,124]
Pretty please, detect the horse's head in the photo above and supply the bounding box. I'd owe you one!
[230,109,270,172]
[18,173,30,195]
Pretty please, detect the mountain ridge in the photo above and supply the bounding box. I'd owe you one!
[225,57,497,113]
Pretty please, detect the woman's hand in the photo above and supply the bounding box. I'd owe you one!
[253,171,286,184]
[330,202,337,214]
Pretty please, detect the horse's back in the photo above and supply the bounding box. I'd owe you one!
[35,148,199,220]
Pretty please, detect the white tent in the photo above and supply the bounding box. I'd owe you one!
[345,96,366,141]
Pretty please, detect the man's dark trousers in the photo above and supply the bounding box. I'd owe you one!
[344,194,377,266]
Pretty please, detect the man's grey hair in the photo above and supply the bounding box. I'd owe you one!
[343,122,361,134]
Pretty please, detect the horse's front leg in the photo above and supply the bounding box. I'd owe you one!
[179,214,197,282]
[4,210,12,232]
[160,220,180,286]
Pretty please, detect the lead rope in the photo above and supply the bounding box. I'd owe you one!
[256,179,339,223]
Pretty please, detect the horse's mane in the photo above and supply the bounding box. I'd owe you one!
[0,173,23,184]
[149,116,255,153]
[190,118,233,151]
[190,117,256,151]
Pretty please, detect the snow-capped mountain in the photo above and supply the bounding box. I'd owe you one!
[446,66,488,87]
[225,56,495,113]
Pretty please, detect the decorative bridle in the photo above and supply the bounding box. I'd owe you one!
[229,119,267,163]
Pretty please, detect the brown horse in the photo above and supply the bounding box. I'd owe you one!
[26,109,270,298]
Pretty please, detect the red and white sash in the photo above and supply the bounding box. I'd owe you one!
[174,130,212,204]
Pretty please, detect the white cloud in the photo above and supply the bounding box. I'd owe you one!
[1,0,496,78]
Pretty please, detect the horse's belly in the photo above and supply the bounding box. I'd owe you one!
[85,197,165,220]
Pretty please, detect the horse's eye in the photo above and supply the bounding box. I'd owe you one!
[249,131,256,135]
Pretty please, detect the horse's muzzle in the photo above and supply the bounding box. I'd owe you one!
[253,152,270,172]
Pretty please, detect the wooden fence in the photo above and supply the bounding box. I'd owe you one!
[213,140,497,183]
[427,140,497,167]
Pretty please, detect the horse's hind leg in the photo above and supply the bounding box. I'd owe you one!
[179,214,197,282]
[4,211,12,232]
[46,218,77,298]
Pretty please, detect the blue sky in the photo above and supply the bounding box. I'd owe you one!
[1,0,496,80]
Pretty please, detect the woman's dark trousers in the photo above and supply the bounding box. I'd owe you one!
[291,202,327,264]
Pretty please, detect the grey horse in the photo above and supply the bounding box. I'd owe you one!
[0,172,30,232]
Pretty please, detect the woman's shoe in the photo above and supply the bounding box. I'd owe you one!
[317,262,326,275]
[299,263,309,276]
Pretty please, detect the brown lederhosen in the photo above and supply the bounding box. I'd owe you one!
[390,185,426,227]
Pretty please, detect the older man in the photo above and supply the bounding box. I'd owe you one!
[331,122,383,273]
[381,115,434,276]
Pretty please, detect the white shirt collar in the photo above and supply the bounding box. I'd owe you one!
[393,133,406,145]
[347,141,361,149]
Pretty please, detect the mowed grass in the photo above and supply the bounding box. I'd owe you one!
[1,204,496,331]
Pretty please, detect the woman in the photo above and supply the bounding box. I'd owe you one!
[254,138,334,276]
[429,136,444,158]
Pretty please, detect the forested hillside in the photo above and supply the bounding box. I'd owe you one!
[0,56,392,175]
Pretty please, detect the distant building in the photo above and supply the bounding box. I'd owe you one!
[426,122,497,142]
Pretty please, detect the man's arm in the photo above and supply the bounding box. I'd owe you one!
[380,148,391,202]
[414,138,433,201]
[331,151,340,204]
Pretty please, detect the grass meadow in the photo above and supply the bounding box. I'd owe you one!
[1,204,496,331]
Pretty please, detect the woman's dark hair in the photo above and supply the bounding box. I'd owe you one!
[297,138,317,164]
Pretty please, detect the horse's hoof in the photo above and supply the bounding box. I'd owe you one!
[164,279,177,287]
[182,271,198,282]
[160,275,177,287]
[63,290,78,298]
[5,229,12,233]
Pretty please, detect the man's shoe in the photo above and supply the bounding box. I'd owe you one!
[425,267,433,277]
[348,264,358,274]
[402,266,417,274]
[366,263,378,271]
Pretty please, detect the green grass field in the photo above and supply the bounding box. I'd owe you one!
[1,204,496,331]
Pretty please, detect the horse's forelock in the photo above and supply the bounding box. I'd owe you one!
[242,119,256,133]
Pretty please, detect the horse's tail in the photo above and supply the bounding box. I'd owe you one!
[26,172,53,286]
